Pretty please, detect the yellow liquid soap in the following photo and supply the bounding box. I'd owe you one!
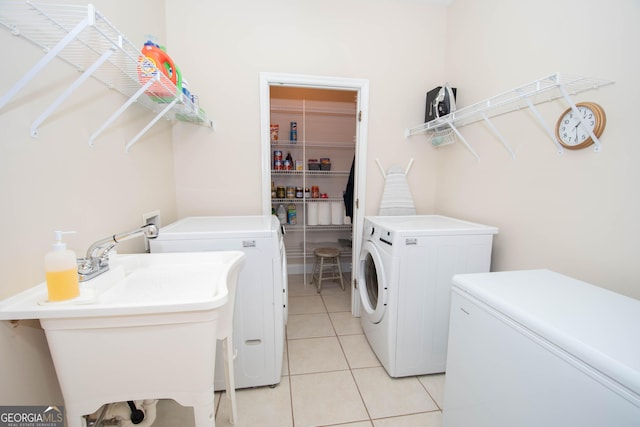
[46,268,80,302]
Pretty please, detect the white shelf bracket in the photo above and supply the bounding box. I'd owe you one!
[447,122,480,162]
[0,14,91,111]
[125,97,179,152]
[557,84,603,152]
[523,97,564,155]
[31,47,115,137]
[481,112,515,159]
[89,77,156,146]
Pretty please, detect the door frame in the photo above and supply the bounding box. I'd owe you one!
[259,72,369,316]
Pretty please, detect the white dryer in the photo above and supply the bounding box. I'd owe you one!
[359,215,497,377]
[150,215,287,390]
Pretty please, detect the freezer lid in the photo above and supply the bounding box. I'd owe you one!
[452,269,640,396]
[365,215,498,235]
[155,216,279,240]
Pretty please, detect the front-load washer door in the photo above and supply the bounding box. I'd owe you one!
[359,240,388,324]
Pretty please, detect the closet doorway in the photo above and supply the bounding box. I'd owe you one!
[260,73,369,316]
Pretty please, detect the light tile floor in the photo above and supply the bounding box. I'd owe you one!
[153,274,445,427]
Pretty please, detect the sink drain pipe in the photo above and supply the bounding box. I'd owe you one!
[90,399,158,427]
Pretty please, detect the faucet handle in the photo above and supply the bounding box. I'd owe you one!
[77,258,93,275]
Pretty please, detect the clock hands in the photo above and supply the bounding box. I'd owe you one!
[571,110,587,143]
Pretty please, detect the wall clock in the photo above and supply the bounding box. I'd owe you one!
[555,102,606,150]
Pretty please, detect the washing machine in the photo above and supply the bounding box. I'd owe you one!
[150,215,287,390]
[359,215,498,377]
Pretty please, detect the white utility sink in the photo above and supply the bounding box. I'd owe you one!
[0,251,245,427]
[0,251,244,320]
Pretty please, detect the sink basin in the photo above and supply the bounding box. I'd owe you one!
[0,251,245,320]
[0,251,245,427]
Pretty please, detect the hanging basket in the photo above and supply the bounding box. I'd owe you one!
[430,128,456,147]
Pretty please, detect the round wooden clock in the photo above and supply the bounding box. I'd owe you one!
[555,102,606,150]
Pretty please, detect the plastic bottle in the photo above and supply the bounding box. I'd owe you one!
[276,204,287,225]
[45,231,79,302]
[287,204,297,225]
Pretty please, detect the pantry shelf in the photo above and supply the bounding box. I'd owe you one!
[0,1,213,151]
[271,170,351,177]
[272,142,355,149]
[270,103,356,117]
[272,197,345,204]
[406,73,614,160]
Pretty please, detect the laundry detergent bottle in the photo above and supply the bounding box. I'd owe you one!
[45,231,79,302]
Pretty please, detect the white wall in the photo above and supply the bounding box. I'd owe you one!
[439,0,640,299]
[166,0,446,218]
[0,0,177,404]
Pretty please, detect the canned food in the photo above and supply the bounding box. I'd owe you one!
[283,159,292,170]
[286,186,295,199]
[274,160,283,170]
[273,150,282,168]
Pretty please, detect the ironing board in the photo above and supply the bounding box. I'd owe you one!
[377,160,416,216]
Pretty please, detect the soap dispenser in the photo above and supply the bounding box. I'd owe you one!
[45,231,80,302]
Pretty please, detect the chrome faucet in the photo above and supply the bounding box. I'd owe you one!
[77,224,159,281]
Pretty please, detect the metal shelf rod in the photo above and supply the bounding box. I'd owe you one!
[31,47,114,137]
[523,97,563,154]
[125,97,179,152]
[0,6,91,111]
[447,122,480,161]
[481,112,515,159]
[89,77,156,147]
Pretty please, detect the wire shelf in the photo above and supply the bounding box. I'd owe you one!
[407,73,613,136]
[0,1,213,148]
[271,170,350,177]
[272,197,344,203]
[406,73,614,159]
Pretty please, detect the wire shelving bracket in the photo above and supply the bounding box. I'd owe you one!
[406,73,614,160]
[0,1,214,151]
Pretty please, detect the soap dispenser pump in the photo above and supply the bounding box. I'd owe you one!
[45,231,80,302]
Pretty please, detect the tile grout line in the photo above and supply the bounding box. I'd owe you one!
[326,285,375,426]
[284,326,296,427]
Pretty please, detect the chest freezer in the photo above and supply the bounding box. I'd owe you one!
[443,269,640,427]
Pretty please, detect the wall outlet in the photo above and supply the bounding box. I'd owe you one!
[142,210,161,252]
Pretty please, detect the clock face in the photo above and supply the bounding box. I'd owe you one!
[555,102,606,150]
